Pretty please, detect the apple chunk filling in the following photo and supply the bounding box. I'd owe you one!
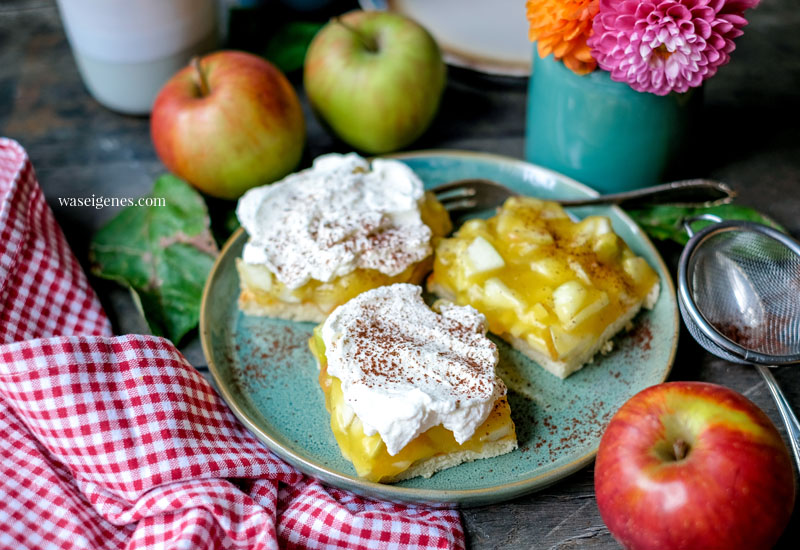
[428,196,660,378]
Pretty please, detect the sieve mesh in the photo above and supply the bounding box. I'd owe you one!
[679,300,748,364]
[684,227,800,360]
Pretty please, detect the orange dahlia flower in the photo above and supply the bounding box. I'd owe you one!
[526,0,599,74]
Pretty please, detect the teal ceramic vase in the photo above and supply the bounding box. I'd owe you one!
[525,51,700,194]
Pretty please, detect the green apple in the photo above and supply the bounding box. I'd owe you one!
[304,10,446,154]
[151,51,305,200]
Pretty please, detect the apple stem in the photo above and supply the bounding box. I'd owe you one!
[191,56,210,97]
[673,439,689,461]
[332,17,378,53]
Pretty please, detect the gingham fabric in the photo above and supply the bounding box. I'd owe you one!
[0,139,112,343]
[0,138,464,550]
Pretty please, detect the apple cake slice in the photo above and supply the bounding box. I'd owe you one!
[235,153,451,322]
[428,196,660,379]
[309,283,517,483]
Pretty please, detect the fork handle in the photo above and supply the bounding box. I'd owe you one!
[557,179,736,209]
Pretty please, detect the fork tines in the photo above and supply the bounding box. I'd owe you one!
[433,183,479,211]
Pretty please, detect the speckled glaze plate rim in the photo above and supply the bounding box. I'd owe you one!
[200,150,679,507]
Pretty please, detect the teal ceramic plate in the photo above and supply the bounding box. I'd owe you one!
[200,150,679,507]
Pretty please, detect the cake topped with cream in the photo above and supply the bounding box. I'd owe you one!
[321,283,505,456]
[236,153,433,290]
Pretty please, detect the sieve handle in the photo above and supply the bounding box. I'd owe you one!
[682,214,724,238]
[757,364,800,474]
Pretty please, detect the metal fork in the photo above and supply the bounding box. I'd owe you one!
[433,178,736,214]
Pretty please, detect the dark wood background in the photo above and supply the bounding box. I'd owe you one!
[1,0,799,548]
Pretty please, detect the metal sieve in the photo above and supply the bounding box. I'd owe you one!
[677,215,800,471]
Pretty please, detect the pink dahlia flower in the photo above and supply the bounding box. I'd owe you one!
[588,0,759,95]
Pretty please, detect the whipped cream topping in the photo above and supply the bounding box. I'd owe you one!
[236,153,432,289]
[321,283,505,456]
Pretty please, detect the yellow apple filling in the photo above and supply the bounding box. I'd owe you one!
[237,191,452,318]
[428,196,660,375]
[309,327,516,483]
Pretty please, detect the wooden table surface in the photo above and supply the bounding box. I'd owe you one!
[2,1,799,548]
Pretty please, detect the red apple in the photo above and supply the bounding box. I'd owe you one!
[151,51,305,200]
[595,381,795,550]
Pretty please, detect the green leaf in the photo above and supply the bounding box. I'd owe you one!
[626,203,786,245]
[224,207,241,236]
[89,175,219,343]
[263,21,325,73]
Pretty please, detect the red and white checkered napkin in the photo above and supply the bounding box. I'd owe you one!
[0,138,465,550]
